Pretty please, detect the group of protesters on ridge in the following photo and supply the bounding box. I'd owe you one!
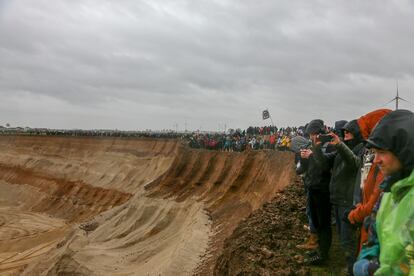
[294,109,414,276]
[187,126,304,151]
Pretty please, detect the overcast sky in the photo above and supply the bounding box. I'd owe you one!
[1,0,414,131]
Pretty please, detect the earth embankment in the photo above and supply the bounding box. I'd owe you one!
[0,136,295,275]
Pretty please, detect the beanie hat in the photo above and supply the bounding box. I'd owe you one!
[305,119,324,135]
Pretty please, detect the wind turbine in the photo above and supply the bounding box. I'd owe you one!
[383,81,412,110]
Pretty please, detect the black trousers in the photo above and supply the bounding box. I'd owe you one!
[309,188,332,259]
[333,205,357,274]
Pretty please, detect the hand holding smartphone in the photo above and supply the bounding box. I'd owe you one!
[317,134,333,143]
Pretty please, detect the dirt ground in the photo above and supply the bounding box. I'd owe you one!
[214,178,347,276]
[0,136,297,275]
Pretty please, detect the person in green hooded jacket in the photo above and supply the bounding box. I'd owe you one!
[362,109,414,275]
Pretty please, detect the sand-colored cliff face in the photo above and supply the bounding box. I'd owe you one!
[0,136,295,275]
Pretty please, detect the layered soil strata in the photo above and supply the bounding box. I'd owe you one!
[0,136,295,275]
[147,148,296,275]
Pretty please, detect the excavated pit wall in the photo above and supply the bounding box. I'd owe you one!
[0,136,295,275]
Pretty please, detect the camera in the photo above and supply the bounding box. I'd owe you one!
[318,134,333,143]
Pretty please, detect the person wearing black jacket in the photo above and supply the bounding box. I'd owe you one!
[313,119,364,275]
[300,119,335,264]
[296,136,318,251]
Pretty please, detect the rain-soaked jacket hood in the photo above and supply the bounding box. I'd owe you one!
[367,109,414,179]
[357,108,392,140]
[343,119,363,147]
[343,120,360,137]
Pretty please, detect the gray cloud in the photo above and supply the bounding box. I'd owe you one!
[1,0,414,130]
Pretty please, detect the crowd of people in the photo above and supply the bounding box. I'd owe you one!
[187,125,305,151]
[294,109,414,276]
[0,127,183,139]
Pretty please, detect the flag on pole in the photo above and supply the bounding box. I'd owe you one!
[262,109,270,120]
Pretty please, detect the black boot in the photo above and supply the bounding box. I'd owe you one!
[304,251,326,266]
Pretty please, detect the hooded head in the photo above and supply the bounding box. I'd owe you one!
[343,120,362,143]
[367,109,414,179]
[334,120,348,138]
[305,119,324,135]
[357,108,392,140]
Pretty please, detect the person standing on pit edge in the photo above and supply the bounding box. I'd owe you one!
[313,119,365,275]
[299,119,335,265]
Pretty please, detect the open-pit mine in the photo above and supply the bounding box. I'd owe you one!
[0,136,294,275]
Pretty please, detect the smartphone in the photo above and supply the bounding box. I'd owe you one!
[318,134,333,143]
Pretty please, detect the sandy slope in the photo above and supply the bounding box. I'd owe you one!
[0,136,295,275]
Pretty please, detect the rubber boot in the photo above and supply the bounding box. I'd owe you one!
[296,233,318,250]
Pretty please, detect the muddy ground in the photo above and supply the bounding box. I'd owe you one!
[214,178,347,276]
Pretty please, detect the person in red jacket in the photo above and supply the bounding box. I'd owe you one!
[348,163,383,252]
[346,109,391,253]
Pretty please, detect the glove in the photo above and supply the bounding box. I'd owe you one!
[367,258,380,276]
[342,207,355,225]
